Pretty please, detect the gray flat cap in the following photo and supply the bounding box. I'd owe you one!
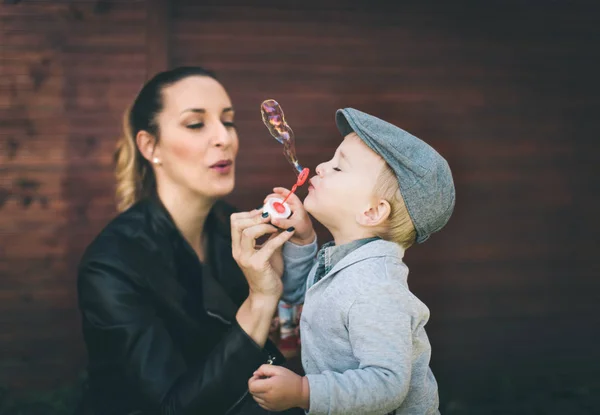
[336,108,455,243]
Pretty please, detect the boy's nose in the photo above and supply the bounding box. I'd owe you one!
[315,164,324,176]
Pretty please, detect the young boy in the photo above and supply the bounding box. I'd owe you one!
[249,108,455,415]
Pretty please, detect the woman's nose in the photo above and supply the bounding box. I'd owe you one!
[214,123,233,147]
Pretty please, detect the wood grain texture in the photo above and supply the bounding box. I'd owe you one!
[1,0,599,400]
[145,0,170,78]
[0,0,147,390]
[171,0,600,392]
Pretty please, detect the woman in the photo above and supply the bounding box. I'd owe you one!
[77,67,301,414]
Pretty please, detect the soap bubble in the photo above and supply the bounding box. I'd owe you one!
[261,99,304,174]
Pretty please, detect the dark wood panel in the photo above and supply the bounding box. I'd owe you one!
[1,0,599,406]
[171,3,600,401]
[0,0,147,392]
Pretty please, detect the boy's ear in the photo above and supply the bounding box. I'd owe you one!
[356,199,391,227]
[136,130,160,163]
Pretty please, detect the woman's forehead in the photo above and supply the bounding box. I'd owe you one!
[162,76,232,114]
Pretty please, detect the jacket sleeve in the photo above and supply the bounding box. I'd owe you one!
[305,273,416,415]
[280,237,318,305]
[78,255,276,415]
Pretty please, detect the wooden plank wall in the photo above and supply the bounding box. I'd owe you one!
[1,0,599,406]
[171,0,600,402]
[0,0,148,390]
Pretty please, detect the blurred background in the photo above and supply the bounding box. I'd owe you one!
[1,0,599,413]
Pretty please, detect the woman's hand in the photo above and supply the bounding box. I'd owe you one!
[231,209,295,298]
[263,187,315,246]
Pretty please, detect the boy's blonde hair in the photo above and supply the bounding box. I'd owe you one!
[372,163,416,249]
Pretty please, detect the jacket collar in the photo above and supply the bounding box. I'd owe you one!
[144,194,232,244]
[142,196,245,326]
[312,239,405,286]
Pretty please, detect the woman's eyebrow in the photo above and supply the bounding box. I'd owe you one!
[180,108,206,114]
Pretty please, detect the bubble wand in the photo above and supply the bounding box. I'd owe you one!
[260,99,309,219]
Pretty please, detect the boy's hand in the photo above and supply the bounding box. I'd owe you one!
[264,187,315,246]
[248,364,310,411]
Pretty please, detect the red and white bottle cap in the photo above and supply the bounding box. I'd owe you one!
[263,197,291,219]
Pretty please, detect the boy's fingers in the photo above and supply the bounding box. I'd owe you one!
[250,390,268,399]
[248,378,271,394]
[255,364,283,377]
[273,187,303,207]
[262,193,280,203]
[272,187,291,195]
[248,375,260,394]
[264,188,303,208]
[250,392,266,404]
[254,398,269,409]
[253,364,274,378]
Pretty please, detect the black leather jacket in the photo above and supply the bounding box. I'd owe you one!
[77,197,288,415]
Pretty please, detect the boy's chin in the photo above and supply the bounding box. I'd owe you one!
[303,195,318,216]
[304,200,333,228]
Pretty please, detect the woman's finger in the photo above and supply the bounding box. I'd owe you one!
[240,223,278,255]
[235,211,269,232]
[255,227,295,263]
[231,210,269,252]
[230,210,260,235]
[270,216,298,231]
[231,211,257,251]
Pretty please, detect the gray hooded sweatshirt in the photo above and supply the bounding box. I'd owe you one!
[281,238,440,415]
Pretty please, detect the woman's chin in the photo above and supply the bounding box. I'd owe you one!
[195,179,235,200]
[212,182,235,198]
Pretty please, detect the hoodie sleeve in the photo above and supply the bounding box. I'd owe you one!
[280,236,318,305]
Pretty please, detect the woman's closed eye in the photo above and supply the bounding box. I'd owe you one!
[186,121,235,129]
[333,167,341,172]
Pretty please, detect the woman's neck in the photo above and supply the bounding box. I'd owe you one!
[157,186,215,261]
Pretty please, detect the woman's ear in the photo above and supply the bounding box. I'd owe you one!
[136,130,160,164]
[356,199,391,227]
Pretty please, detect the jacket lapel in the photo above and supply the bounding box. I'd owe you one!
[201,205,249,326]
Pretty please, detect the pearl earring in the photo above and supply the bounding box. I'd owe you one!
[152,157,161,165]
